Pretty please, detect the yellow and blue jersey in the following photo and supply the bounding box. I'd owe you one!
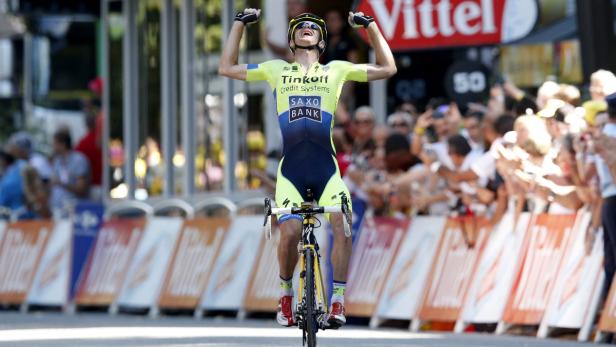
[246,59,367,217]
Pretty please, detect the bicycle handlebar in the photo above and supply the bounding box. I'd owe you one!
[262,197,352,239]
[270,206,343,215]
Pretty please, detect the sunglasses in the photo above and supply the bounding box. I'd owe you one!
[296,21,320,31]
[355,119,374,125]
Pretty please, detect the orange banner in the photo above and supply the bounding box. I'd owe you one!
[417,216,490,323]
[0,220,53,304]
[502,214,576,325]
[74,219,146,306]
[158,218,229,309]
[599,277,616,333]
[346,216,408,317]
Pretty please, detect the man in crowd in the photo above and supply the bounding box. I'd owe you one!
[50,128,91,216]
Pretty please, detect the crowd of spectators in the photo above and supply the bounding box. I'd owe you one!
[333,70,616,252]
[0,111,102,220]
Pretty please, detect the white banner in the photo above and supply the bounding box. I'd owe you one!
[374,216,446,321]
[540,212,604,336]
[459,212,530,326]
[116,217,183,309]
[27,220,72,306]
[200,216,264,310]
[0,221,6,243]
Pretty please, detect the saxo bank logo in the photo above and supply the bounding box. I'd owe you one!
[288,96,322,123]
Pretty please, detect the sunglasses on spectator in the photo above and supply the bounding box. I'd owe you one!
[355,119,374,124]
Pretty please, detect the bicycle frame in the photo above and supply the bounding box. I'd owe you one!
[297,211,328,328]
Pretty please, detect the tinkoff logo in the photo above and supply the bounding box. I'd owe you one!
[289,96,322,122]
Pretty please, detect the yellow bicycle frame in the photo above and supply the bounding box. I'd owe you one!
[297,219,328,315]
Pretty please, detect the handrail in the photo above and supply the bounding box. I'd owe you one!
[104,200,154,219]
[152,198,195,218]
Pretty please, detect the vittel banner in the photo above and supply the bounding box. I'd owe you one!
[355,0,538,50]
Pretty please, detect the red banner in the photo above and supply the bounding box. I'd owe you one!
[346,216,408,317]
[0,221,53,304]
[355,0,537,50]
[158,218,229,309]
[502,214,576,325]
[75,219,145,306]
[417,216,489,323]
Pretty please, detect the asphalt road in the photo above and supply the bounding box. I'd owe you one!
[0,311,608,347]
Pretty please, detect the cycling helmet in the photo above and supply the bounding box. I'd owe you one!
[287,13,327,54]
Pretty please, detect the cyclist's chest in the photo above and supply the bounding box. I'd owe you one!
[275,65,343,107]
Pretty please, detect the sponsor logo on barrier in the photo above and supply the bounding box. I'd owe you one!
[503,214,576,325]
[158,218,229,309]
[27,220,73,306]
[459,212,530,326]
[117,217,183,309]
[375,216,447,321]
[418,217,489,322]
[346,217,408,317]
[0,221,52,304]
[540,212,604,339]
[75,219,145,306]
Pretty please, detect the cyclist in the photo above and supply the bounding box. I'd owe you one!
[220,8,396,328]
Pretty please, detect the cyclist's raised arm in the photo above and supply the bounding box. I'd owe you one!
[218,8,261,81]
[348,12,397,81]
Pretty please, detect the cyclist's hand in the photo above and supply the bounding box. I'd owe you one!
[235,8,261,25]
[348,11,374,29]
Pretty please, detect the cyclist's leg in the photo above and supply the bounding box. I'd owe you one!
[274,160,305,280]
[318,160,352,326]
[318,161,353,283]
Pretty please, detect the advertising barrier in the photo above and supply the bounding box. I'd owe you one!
[457,212,531,330]
[372,216,447,326]
[26,220,73,307]
[200,215,264,312]
[158,218,228,310]
[346,216,408,317]
[74,219,146,307]
[0,220,52,305]
[539,211,604,341]
[116,217,183,312]
[501,213,577,329]
[70,202,104,299]
[415,216,490,330]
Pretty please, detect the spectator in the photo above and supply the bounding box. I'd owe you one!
[351,106,376,156]
[386,111,413,139]
[75,112,103,201]
[0,146,27,217]
[597,92,616,288]
[6,132,52,182]
[590,69,616,102]
[462,111,485,154]
[50,128,91,216]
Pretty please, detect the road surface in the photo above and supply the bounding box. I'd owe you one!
[0,312,607,346]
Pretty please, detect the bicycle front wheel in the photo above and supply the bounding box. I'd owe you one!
[304,249,317,347]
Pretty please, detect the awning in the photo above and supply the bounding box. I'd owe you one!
[508,16,578,45]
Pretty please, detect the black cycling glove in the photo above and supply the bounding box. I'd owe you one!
[235,9,260,25]
[349,13,374,28]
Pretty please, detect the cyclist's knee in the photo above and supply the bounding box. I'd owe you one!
[279,219,302,241]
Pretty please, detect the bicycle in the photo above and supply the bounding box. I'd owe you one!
[262,189,352,347]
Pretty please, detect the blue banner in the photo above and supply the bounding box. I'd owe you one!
[70,202,104,299]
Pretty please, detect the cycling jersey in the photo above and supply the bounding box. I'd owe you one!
[247,60,368,220]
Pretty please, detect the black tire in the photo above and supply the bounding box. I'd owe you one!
[305,249,317,347]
